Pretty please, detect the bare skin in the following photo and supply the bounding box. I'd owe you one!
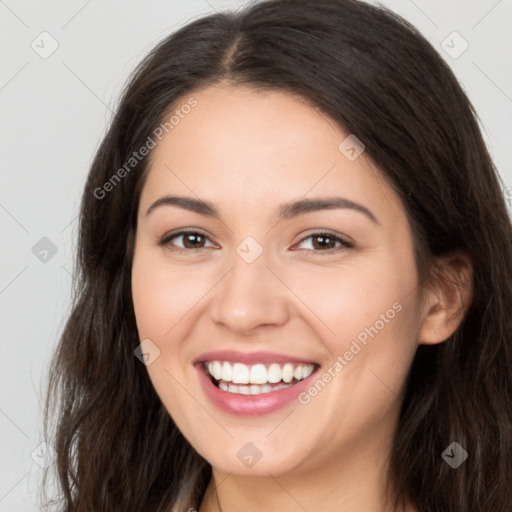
[131,84,472,512]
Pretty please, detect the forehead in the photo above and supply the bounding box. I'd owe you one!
[140,85,404,225]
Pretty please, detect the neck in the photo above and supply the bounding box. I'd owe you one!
[198,419,414,512]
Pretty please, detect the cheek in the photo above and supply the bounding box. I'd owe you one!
[284,254,419,353]
[289,253,421,423]
[131,247,210,340]
[290,260,420,435]
[131,248,202,421]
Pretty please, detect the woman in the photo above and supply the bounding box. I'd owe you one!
[42,0,512,510]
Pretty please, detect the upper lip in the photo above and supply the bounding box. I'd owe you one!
[194,350,319,366]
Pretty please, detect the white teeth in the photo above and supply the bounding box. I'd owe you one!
[302,365,312,379]
[267,363,282,383]
[232,362,250,384]
[216,381,295,395]
[249,364,268,384]
[212,361,222,380]
[221,361,232,381]
[204,360,316,388]
[249,385,261,395]
[282,363,294,383]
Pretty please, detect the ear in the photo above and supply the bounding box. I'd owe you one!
[417,251,473,346]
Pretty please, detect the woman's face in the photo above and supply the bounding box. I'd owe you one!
[131,84,424,477]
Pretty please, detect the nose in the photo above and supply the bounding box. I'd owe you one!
[209,250,291,336]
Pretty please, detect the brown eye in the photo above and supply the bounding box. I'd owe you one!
[159,230,215,252]
[181,233,206,248]
[311,234,337,250]
[293,232,353,254]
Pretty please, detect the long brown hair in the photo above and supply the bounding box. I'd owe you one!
[42,0,512,510]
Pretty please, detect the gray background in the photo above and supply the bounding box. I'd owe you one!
[1,0,511,510]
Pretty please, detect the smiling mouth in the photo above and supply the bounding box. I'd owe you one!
[201,360,319,395]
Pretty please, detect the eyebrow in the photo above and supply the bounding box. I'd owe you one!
[145,195,379,225]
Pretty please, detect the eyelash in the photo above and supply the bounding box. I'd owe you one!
[158,229,353,255]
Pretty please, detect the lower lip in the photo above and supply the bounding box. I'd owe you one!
[195,364,318,416]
